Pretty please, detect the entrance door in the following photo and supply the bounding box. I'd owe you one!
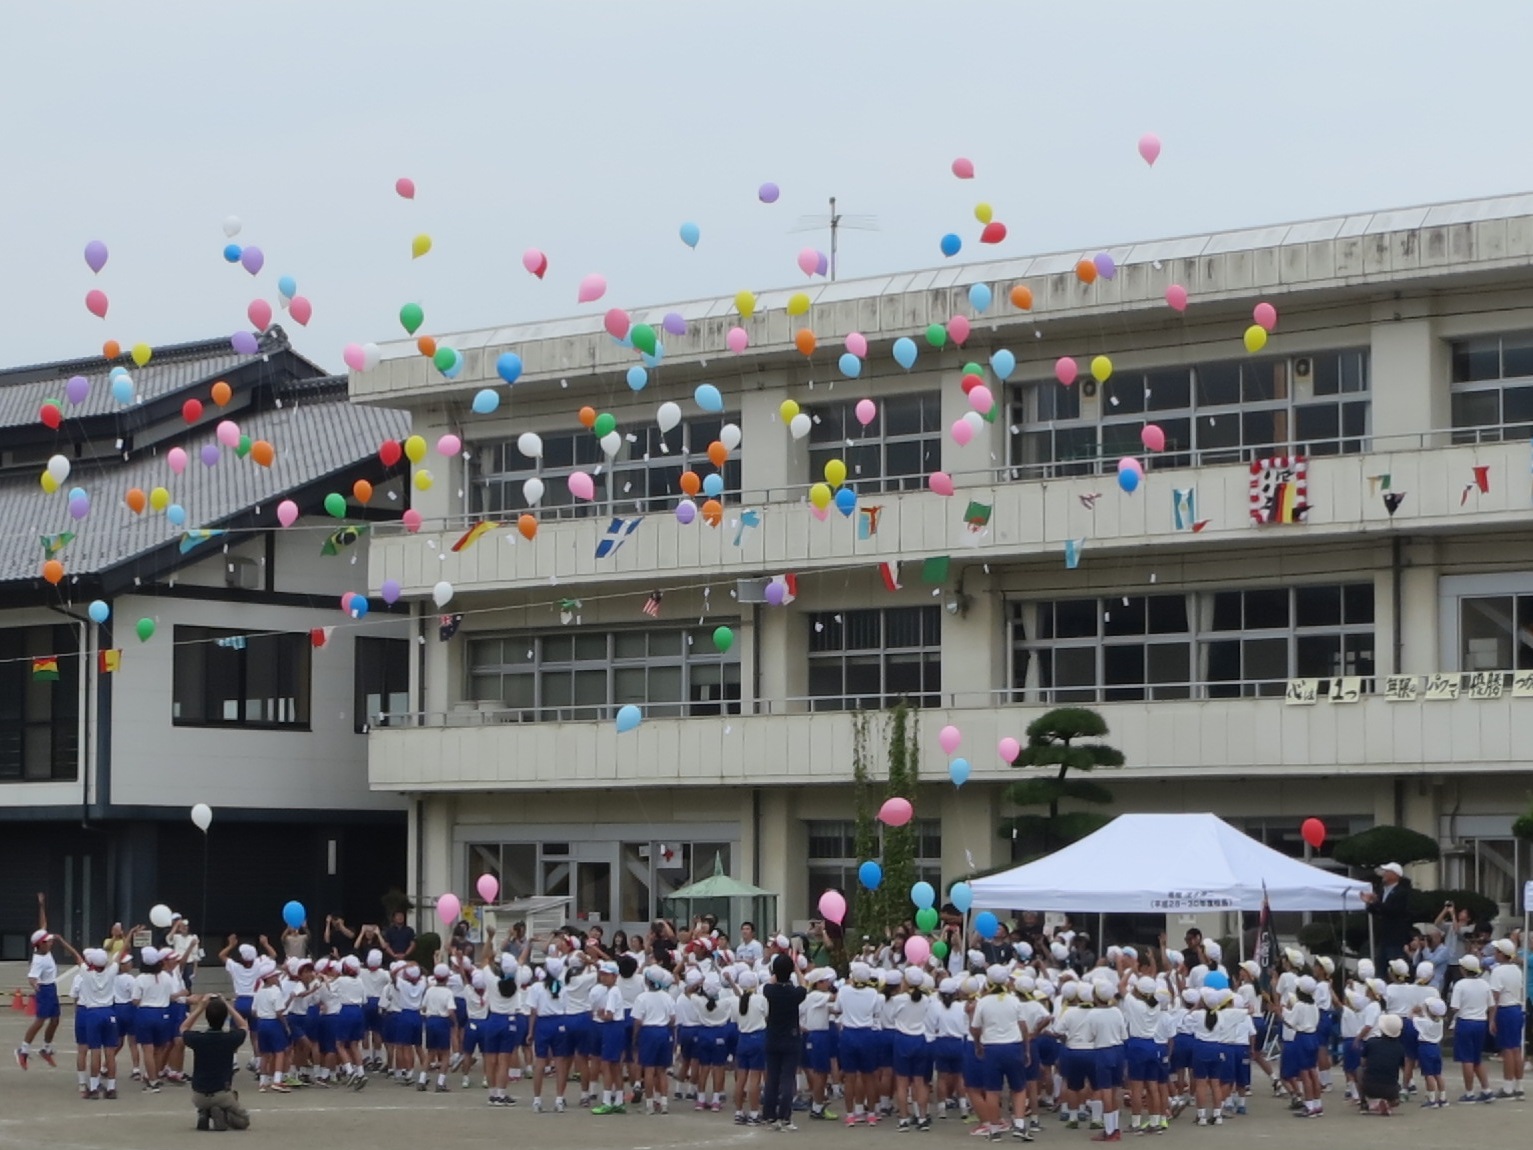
[540,844,615,926]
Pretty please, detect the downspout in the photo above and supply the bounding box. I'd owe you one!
[1391,534,1404,676]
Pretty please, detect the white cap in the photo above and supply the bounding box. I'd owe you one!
[986,965,1010,986]
[807,967,834,985]
[432,963,450,980]
[1426,996,1447,1017]
[1201,986,1224,1008]
[1239,960,1260,980]
[1094,981,1116,1003]
[314,958,331,974]
[1166,951,1184,968]
[882,970,903,988]
[773,934,789,949]
[1283,947,1305,968]
[597,960,619,976]
[1015,974,1038,994]
[1181,988,1201,1006]
[140,946,160,965]
[1203,940,1223,962]
[684,967,704,987]
[1346,990,1367,1011]
[1317,956,1335,976]
[939,977,959,995]
[1296,975,1317,994]
[1389,958,1409,977]
[342,956,360,973]
[1415,961,1435,980]
[849,962,872,983]
[238,944,256,963]
[1061,983,1080,1002]
[469,971,486,991]
[1136,975,1158,996]
[544,957,565,979]
[1357,958,1375,979]
[84,948,108,968]
[736,969,758,990]
[1378,862,1404,877]
[1379,1013,1403,1038]
[285,957,304,977]
[1494,938,1516,957]
[1050,942,1069,962]
[1121,946,1137,960]
[30,930,50,945]
[1017,942,1033,960]
[1366,978,1387,997]
[1106,946,1122,962]
[366,949,383,969]
[903,967,924,987]
[1460,954,1482,973]
[515,967,533,988]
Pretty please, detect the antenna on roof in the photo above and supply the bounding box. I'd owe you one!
[791,197,878,281]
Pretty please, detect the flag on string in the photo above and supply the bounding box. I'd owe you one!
[733,509,761,547]
[439,613,463,641]
[963,501,992,530]
[1367,474,1392,496]
[448,521,493,553]
[32,656,59,681]
[181,529,229,554]
[41,532,75,557]
[213,635,247,650]
[856,506,883,540]
[1248,455,1308,524]
[1384,492,1406,517]
[308,627,334,649]
[879,562,902,592]
[98,649,121,674]
[1078,493,1102,511]
[642,591,663,618]
[559,599,582,625]
[595,516,641,559]
[920,556,950,584]
[769,574,798,604]
[1172,488,1196,532]
[1064,538,1084,569]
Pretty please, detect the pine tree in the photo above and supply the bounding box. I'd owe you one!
[999,706,1122,859]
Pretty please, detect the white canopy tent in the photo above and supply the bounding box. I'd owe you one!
[970,813,1368,913]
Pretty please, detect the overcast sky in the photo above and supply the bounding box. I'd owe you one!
[5,1,1532,371]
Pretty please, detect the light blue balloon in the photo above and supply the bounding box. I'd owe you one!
[471,388,500,415]
[615,704,642,733]
[950,881,973,913]
[496,352,523,385]
[349,598,370,620]
[111,377,134,404]
[442,354,463,380]
[974,911,999,938]
[702,472,724,498]
[892,337,917,370]
[627,366,648,392]
[166,504,187,526]
[858,861,883,891]
[910,881,936,910]
[694,383,724,413]
[109,365,129,379]
[968,283,993,312]
[282,900,306,930]
[641,341,665,368]
[1118,467,1140,494]
[277,274,298,299]
[838,352,862,378]
[991,348,1016,381]
[67,487,87,502]
[949,757,971,787]
[222,243,242,263]
[87,600,110,625]
[679,221,700,248]
[834,486,856,516]
[1203,970,1230,991]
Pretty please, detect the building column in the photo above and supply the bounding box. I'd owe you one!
[756,789,801,927]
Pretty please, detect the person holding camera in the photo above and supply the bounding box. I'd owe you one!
[181,995,251,1131]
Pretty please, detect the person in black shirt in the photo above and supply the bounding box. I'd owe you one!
[762,954,807,1130]
[180,996,250,1131]
[382,911,416,961]
[1360,1013,1406,1115]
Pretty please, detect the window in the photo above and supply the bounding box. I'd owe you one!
[354,637,410,732]
[473,418,741,518]
[809,392,941,493]
[172,626,311,728]
[1449,332,1533,443]
[806,818,942,919]
[467,626,741,721]
[807,607,941,711]
[1455,594,1533,670]
[1011,583,1375,703]
[0,625,79,781]
[1010,349,1369,477]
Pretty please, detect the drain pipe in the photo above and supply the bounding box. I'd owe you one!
[1391,534,1404,675]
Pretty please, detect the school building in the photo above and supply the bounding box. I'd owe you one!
[353,192,1533,939]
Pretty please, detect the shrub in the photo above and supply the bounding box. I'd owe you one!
[407,931,441,966]
[1331,825,1440,869]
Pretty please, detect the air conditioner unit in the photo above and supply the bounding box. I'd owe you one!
[736,577,769,604]
[224,557,261,590]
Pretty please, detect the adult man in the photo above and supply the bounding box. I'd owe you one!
[736,922,765,965]
[1361,863,1415,969]
[382,911,416,961]
[1180,928,1205,972]
[181,995,250,1131]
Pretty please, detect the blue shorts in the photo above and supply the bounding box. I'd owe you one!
[34,984,61,1020]
[135,1009,173,1048]
[1125,1037,1160,1083]
[893,1033,932,1080]
[1296,1031,1320,1072]
[424,1017,452,1051]
[394,1008,422,1048]
[963,1041,984,1089]
[1191,1039,1223,1081]
[286,1012,307,1042]
[876,1031,895,1070]
[534,1020,575,1059]
[363,998,382,1034]
[1342,1039,1362,1074]
[638,1026,672,1068]
[1061,1047,1092,1092]
[1034,1032,1059,1068]
[339,1004,365,1044]
[1496,1005,1525,1050]
[509,1015,529,1049]
[1170,1037,1195,1073]
[677,1025,699,1062]
[169,1001,188,1031]
[316,1014,339,1054]
[256,1018,290,1054]
[1091,1047,1124,1090]
[1454,1018,1488,1065]
[113,1002,136,1037]
[1417,1042,1443,1077]
[461,1020,483,1056]
[735,1029,766,1072]
[696,1027,730,1066]
[838,1028,877,1075]
[600,1019,629,1065]
[234,996,254,1021]
[478,1015,510,1055]
[84,1007,120,1050]
[981,1042,1026,1092]
[803,1031,833,1073]
[1400,1017,1419,1058]
[1220,1043,1246,1085]
[454,999,468,1027]
[931,1036,963,1076]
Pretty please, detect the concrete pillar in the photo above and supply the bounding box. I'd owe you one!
[756,789,801,927]
[940,571,1004,707]
[741,379,793,495]
[1369,310,1446,447]
[1398,539,1441,673]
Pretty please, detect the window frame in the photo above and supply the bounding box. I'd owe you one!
[171,625,313,730]
[354,636,411,733]
[807,391,942,494]
[0,623,80,782]
[1440,572,1533,672]
[805,818,942,912]
[1448,332,1533,444]
[806,606,942,711]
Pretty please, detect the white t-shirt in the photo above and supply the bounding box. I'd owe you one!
[737,990,768,1034]
[595,985,627,1024]
[464,986,489,1021]
[1019,998,1052,1040]
[1088,1002,1128,1049]
[836,985,880,1030]
[1120,993,1159,1040]
[253,984,286,1020]
[226,960,261,997]
[133,971,174,1009]
[736,940,765,965]
[889,993,928,1037]
[28,953,58,987]
[423,985,456,1019]
[802,989,834,1032]
[76,967,116,1010]
[334,975,366,1008]
[1056,1005,1095,1050]
[1450,976,1494,1021]
[698,989,736,1028]
[1211,1006,1250,1046]
[527,981,568,1018]
[359,968,391,1000]
[395,978,427,1011]
[974,993,1027,1046]
[1488,962,1523,1007]
[928,998,968,1039]
[633,988,676,1028]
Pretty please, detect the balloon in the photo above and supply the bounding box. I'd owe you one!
[410,233,432,260]
[631,323,658,355]
[789,413,811,440]
[251,440,275,467]
[84,239,109,274]
[222,215,242,239]
[593,412,617,438]
[241,246,264,275]
[854,399,877,426]
[1300,817,1326,849]
[324,492,347,518]
[577,273,607,303]
[517,432,543,461]
[726,326,749,354]
[940,233,961,258]
[393,176,416,199]
[845,332,868,358]
[191,803,212,832]
[435,893,461,925]
[949,757,971,787]
[948,315,971,346]
[522,248,546,277]
[938,725,962,755]
[200,444,220,468]
[951,418,975,447]
[757,182,780,203]
[87,600,110,624]
[1138,132,1162,166]
[998,737,1021,764]
[47,454,70,483]
[914,907,939,932]
[399,303,424,334]
[568,472,595,501]
[277,500,299,527]
[1053,357,1078,387]
[764,581,786,607]
[216,419,242,448]
[817,889,846,924]
[472,388,500,414]
[1253,302,1278,332]
[602,308,631,341]
[950,882,974,913]
[1075,259,1098,285]
[622,365,647,392]
[675,499,697,525]
[40,471,59,494]
[980,221,1007,245]
[823,458,847,487]
[734,291,756,319]
[85,289,109,318]
[282,900,306,930]
[974,911,1000,939]
[929,471,955,497]
[809,482,833,510]
[904,936,932,966]
[662,311,687,337]
[1204,970,1230,991]
[1165,284,1189,312]
[183,398,206,425]
[932,941,949,960]
[165,503,188,527]
[683,385,722,418]
[289,296,312,326]
[893,337,918,369]
[578,407,597,429]
[428,581,454,609]
[968,385,994,415]
[40,400,64,429]
[679,221,700,248]
[247,299,273,332]
[604,432,626,459]
[470,873,500,905]
[704,625,733,655]
[787,291,810,317]
[951,157,974,179]
[517,513,538,541]
[167,447,188,474]
[878,797,913,827]
[402,509,422,532]
[65,375,89,405]
[348,596,369,620]
[150,904,174,929]
[968,282,993,312]
[1244,325,1268,353]
[125,488,146,514]
[136,617,156,642]
[222,243,242,263]
[436,433,462,458]
[707,441,729,468]
[277,274,297,299]
[701,499,723,526]
[834,487,856,516]
[653,402,683,436]
[404,435,428,463]
[149,486,170,511]
[381,579,402,605]
[911,881,936,910]
[1091,355,1113,383]
[1118,467,1140,494]
[794,248,818,278]
[342,343,366,372]
[719,422,742,451]
[615,704,642,733]
[231,331,259,355]
[1141,424,1166,452]
[1093,252,1117,280]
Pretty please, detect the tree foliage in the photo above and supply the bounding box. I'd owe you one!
[849,711,879,934]
[877,703,920,935]
[1331,825,1440,869]
[1000,707,1123,858]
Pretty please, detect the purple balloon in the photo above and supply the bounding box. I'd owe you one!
[758,182,780,204]
[231,331,259,355]
[764,581,785,606]
[200,444,221,467]
[84,240,109,274]
[662,311,687,337]
[241,245,265,275]
[380,579,402,605]
[675,499,697,525]
[68,496,90,521]
[815,251,829,277]
[1093,252,1116,280]
[65,375,89,405]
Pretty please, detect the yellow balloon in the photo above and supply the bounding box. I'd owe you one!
[974,202,993,224]
[1090,355,1113,384]
[779,399,800,425]
[735,290,756,319]
[149,486,170,511]
[413,469,434,491]
[403,434,428,463]
[823,458,847,488]
[787,291,810,317]
[40,471,59,493]
[809,482,833,510]
[411,233,432,259]
[1244,324,1269,353]
[131,342,153,367]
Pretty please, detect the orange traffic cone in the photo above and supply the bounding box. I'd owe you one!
[9,990,21,1012]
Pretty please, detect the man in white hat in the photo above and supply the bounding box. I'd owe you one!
[1360,864,1414,972]
[1488,939,1525,1098]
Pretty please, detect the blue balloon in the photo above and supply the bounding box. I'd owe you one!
[694,383,724,413]
[1203,970,1230,991]
[858,861,883,891]
[950,882,973,914]
[442,357,463,380]
[615,704,642,733]
[991,348,1016,381]
[111,377,134,404]
[277,274,297,299]
[702,472,724,498]
[496,352,523,385]
[471,388,501,415]
[838,352,862,378]
[109,366,129,379]
[974,911,999,939]
[87,600,110,625]
[968,283,993,312]
[892,337,918,370]
[940,233,961,258]
[949,757,971,787]
[67,486,86,502]
[627,365,648,392]
[166,504,187,526]
[222,244,242,263]
[641,341,665,368]
[349,598,369,620]
[679,221,700,248]
[1118,467,1140,494]
[282,900,306,930]
[834,486,857,516]
[911,881,936,910]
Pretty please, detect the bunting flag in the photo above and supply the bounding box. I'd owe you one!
[558,598,582,625]
[98,649,121,674]
[595,516,641,559]
[448,521,493,553]
[1474,464,1491,493]
[180,529,229,555]
[920,556,950,584]
[879,562,903,592]
[856,505,883,540]
[1064,538,1085,569]
[733,509,761,547]
[1248,455,1309,524]
[642,591,664,618]
[31,656,59,681]
[1461,483,1476,506]
[41,532,76,557]
[1367,473,1392,496]
[1384,492,1406,517]
[320,523,370,556]
[1172,488,1196,532]
[1078,493,1102,511]
[439,613,464,641]
[308,627,334,648]
[963,501,992,530]
[213,635,247,650]
[769,573,798,604]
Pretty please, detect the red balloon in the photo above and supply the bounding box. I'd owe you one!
[960,373,983,395]
[534,256,549,280]
[1300,817,1326,849]
[378,439,402,467]
[182,398,204,424]
[980,221,1008,244]
[40,403,62,429]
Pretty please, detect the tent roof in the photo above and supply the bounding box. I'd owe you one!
[969,813,1367,914]
[666,854,774,900]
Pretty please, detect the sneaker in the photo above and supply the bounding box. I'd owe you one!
[1066,1120,1080,1130]
[780,1121,799,1131]
[103,1089,117,1100]
[555,1097,567,1113]
[435,1085,449,1094]
[532,1099,543,1113]
[898,1118,912,1132]
[196,1114,211,1131]
[969,1125,995,1138]
[845,1115,862,1128]
[1420,1099,1436,1108]
[268,1084,290,1094]
[592,1104,614,1116]
[609,1104,627,1115]
[734,1112,747,1125]
[416,1082,427,1092]
[83,1088,100,1100]
[810,1108,837,1120]
[39,1050,57,1068]
[1090,1134,1121,1143]
[709,1101,722,1112]
[1010,1126,1033,1141]
[917,1117,933,1132]
[1458,1093,1479,1104]
[14,1049,27,1070]
[866,1114,880,1126]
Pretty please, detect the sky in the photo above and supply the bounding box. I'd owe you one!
[5,0,1533,373]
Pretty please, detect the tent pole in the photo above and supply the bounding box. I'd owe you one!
[1098,912,1105,955]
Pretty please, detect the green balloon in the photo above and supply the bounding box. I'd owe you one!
[712,626,734,653]
[235,435,252,458]
[631,323,657,356]
[136,617,156,643]
[593,412,617,438]
[932,940,949,960]
[915,907,939,932]
[433,346,456,372]
[925,323,948,349]
[399,302,424,335]
[324,493,347,518]
[962,362,984,378]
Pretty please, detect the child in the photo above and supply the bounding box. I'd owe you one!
[17,906,63,1070]
[732,968,768,1125]
[1087,979,1128,1141]
[421,964,456,1091]
[1488,938,1526,1098]
[631,966,676,1115]
[928,977,967,1122]
[252,962,292,1092]
[889,968,934,1132]
[592,961,630,1115]
[1449,954,1495,1102]
[527,956,573,1112]
[972,965,1029,1140]
[801,968,839,1120]
[1359,1013,1405,1115]
[1410,995,1447,1108]
[835,962,882,1127]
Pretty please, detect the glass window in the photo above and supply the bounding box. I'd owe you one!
[0,625,79,781]
[1450,332,1533,442]
[809,392,940,493]
[805,818,942,916]
[354,637,410,732]
[172,626,311,728]
[806,607,941,710]
[1459,595,1533,671]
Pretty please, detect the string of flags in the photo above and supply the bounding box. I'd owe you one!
[1461,464,1490,506]
[642,590,663,617]
[321,523,368,556]
[439,613,463,641]
[180,528,228,554]
[596,516,641,559]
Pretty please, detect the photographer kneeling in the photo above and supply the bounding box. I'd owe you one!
[180,994,251,1131]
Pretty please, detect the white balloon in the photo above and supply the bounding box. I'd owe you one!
[433,580,454,608]
[600,431,622,457]
[190,802,212,832]
[522,477,545,507]
[656,401,682,434]
[962,410,986,433]
[221,215,242,238]
[517,432,543,460]
[361,343,382,371]
[789,413,812,440]
[149,903,174,929]
[47,454,71,483]
[719,422,743,451]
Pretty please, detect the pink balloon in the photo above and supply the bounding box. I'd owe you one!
[878,797,914,827]
[726,326,749,354]
[289,296,313,326]
[904,936,931,966]
[395,177,416,199]
[1054,357,1078,386]
[950,418,975,446]
[85,289,109,318]
[522,248,545,277]
[1138,132,1161,166]
[1253,301,1278,332]
[929,471,955,496]
[340,592,357,614]
[948,315,971,346]
[277,499,299,527]
[342,343,366,371]
[568,471,595,501]
[577,274,607,303]
[809,505,830,522]
[475,874,499,903]
[402,509,423,533]
[1141,424,1166,453]
[951,157,975,179]
[604,308,631,339]
[1118,456,1145,477]
[998,737,1021,764]
[216,420,241,447]
[968,385,994,415]
[797,247,818,276]
[818,890,847,925]
[247,299,272,332]
[845,332,868,358]
[938,725,962,754]
[1165,284,1188,312]
[167,447,188,474]
[854,399,877,426]
[436,893,461,926]
[436,433,462,457]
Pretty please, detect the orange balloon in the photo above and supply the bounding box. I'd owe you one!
[578,406,597,429]
[352,479,374,504]
[517,513,538,541]
[102,339,122,360]
[707,441,728,468]
[210,380,232,406]
[124,488,147,514]
[1009,284,1034,310]
[417,336,437,358]
[701,499,723,526]
[794,328,817,356]
[250,440,275,467]
[1075,259,1097,285]
[41,559,64,585]
[678,470,701,496]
